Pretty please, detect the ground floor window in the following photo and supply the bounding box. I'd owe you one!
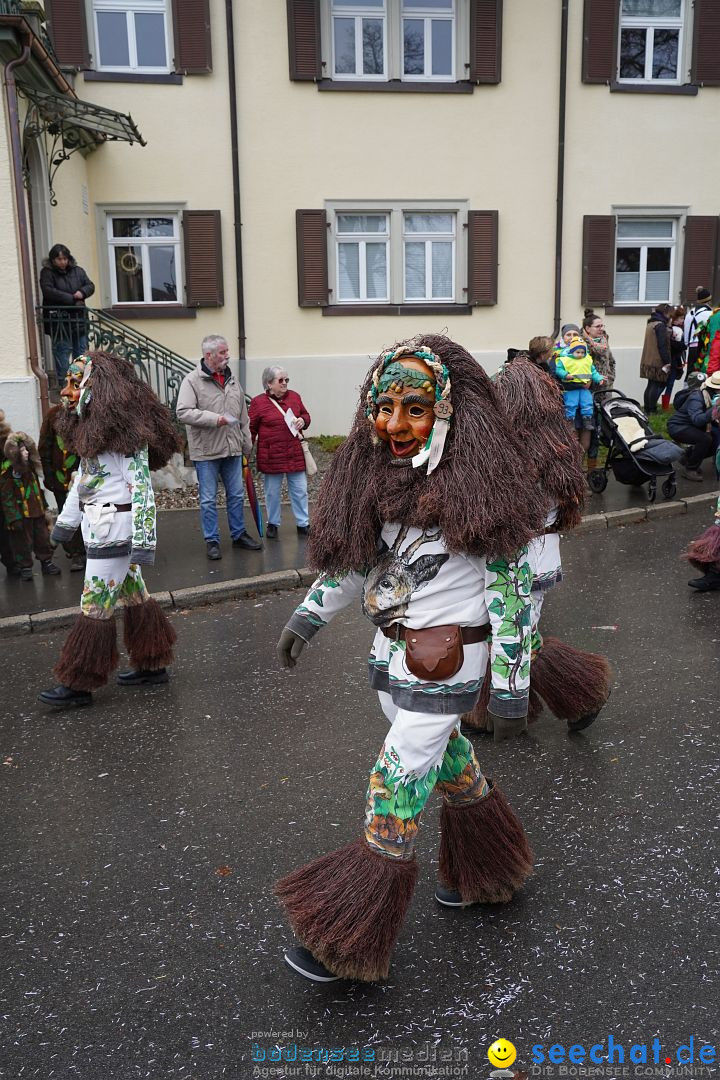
[106,214,181,305]
[614,218,676,303]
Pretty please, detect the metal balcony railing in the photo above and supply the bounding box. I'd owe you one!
[37,306,195,411]
[0,1,61,67]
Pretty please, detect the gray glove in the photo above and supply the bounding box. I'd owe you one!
[277,627,306,669]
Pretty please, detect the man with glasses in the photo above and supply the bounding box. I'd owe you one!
[176,335,262,559]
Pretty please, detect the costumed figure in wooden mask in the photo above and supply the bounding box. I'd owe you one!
[39,352,181,708]
[462,356,612,734]
[274,334,549,984]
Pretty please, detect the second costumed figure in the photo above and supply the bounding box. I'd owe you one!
[275,334,552,984]
[39,351,181,708]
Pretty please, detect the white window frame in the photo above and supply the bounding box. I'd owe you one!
[335,213,390,302]
[330,0,388,81]
[324,0,465,82]
[401,1,455,82]
[613,211,683,306]
[617,0,686,85]
[92,0,172,74]
[402,212,456,301]
[327,199,467,305]
[103,209,183,306]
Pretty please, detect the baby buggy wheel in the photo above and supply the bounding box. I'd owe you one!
[661,476,677,500]
[587,469,608,494]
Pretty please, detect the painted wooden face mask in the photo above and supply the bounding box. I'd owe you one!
[60,356,93,415]
[366,343,453,474]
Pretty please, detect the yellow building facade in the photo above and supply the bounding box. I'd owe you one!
[2,0,719,437]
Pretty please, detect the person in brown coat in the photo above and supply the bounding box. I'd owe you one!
[640,304,672,414]
[0,429,60,580]
[38,404,86,571]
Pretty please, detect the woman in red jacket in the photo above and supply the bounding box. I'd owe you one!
[249,368,312,538]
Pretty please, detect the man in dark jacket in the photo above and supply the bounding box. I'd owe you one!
[39,244,95,383]
[667,371,720,480]
[640,305,672,414]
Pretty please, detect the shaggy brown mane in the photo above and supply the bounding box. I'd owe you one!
[56,351,181,470]
[493,357,586,530]
[308,334,548,574]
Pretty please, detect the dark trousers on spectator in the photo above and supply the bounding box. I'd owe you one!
[670,425,713,469]
[686,344,700,380]
[643,379,666,414]
[7,517,54,569]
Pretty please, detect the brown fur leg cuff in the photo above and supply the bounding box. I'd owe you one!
[123,598,177,669]
[439,780,533,903]
[531,636,611,722]
[275,838,417,982]
[53,614,119,691]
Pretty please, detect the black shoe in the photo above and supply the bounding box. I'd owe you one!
[117,668,169,686]
[206,541,222,560]
[681,466,703,482]
[434,885,476,908]
[20,567,34,581]
[69,556,86,572]
[568,688,611,732]
[688,571,720,592]
[38,684,93,708]
[232,532,262,551]
[296,525,310,536]
[41,560,61,575]
[266,523,279,539]
[283,946,340,982]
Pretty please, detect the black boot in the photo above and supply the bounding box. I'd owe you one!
[117,668,169,685]
[38,684,93,707]
[688,570,720,592]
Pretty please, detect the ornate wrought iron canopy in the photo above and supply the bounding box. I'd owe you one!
[20,85,146,204]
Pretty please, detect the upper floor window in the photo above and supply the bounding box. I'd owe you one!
[329,0,458,82]
[93,0,171,73]
[618,0,685,83]
[107,214,181,304]
[614,218,676,303]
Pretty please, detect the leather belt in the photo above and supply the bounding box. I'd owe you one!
[381,623,491,644]
[79,501,132,512]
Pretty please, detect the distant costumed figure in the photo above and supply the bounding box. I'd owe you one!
[39,352,181,708]
[274,334,549,985]
[461,357,612,734]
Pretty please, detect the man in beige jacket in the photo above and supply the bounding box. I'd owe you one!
[176,335,262,559]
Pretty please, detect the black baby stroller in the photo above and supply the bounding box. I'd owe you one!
[587,388,683,502]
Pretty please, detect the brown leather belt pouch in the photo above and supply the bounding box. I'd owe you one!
[404,624,464,681]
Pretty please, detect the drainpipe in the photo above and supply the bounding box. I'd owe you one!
[553,0,569,339]
[225,0,246,385]
[4,41,50,419]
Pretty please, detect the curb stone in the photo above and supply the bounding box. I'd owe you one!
[2,498,717,637]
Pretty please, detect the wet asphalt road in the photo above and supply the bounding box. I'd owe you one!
[1,507,719,1079]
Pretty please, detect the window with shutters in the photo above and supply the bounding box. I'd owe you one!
[615,218,677,303]
[106,213,182,304]
[324,0,463,82]
[329,201,465,304]
[617,0,686,83]
[93,0,172,73]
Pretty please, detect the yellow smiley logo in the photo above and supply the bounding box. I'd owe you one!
[488,1040,517,1069]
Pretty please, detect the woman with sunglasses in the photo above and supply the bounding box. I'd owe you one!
[249,367,312,538]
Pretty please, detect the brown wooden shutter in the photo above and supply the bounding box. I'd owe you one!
[172,0,212,74]
[45,0,90,69]
[692,0,720,86]
[582,215,616,305]
[296,210,328,307]
[468,0,503,84]
[287,0,322,81]
[582,0,619,84]
[183,211,224,307]
[681,217,719,303]
[466,211,498,305]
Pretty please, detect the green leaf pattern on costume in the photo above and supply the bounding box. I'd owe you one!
[486,552,532,699]
[307,573,345,608]
[128,447,156,553]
